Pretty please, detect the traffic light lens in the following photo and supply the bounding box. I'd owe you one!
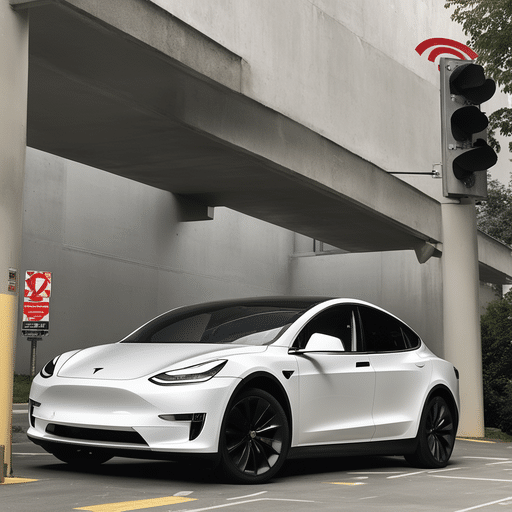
[451,106,489,141]
[450,63,496,104]
[453,139,498,185]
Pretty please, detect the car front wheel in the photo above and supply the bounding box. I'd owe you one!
[405,395,456,468]
[219,388,290,484]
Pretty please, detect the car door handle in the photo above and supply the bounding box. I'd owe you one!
[415,362,426,368]
[356,361,370,368]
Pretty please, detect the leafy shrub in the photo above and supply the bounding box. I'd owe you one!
[481,292,512,431]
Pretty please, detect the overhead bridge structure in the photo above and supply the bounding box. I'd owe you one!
[13,0,446,255]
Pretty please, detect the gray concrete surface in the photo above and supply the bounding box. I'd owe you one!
[4,404,512,511]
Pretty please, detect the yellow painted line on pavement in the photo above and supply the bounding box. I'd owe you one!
[456,437,496,444]
[1,477,39,484]
[74,496,196,512]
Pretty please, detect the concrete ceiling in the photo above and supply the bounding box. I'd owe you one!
[9,0,512,283]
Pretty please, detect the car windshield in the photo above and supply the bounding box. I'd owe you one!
[121,298,324,345]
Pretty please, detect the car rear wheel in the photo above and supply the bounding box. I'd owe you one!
[51,446,113,467]
[405,395,456,468]
[219,388,290,484]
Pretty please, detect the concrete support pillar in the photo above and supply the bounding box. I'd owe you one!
[441,200,485,437]
[0,3,29,476]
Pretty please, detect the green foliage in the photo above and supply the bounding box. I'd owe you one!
[445,0,512,152]
[13,374,33,404]
[489,108,512,154]
[485,427,512,441]
[480,291,512,433]
[476,176,512,245]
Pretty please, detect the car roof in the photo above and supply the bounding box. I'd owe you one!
[181,296,335,309]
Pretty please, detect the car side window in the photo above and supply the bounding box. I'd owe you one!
[294,306,354,351]
[358,306,419,352]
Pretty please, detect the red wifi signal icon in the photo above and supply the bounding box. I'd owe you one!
[416,38,478,63]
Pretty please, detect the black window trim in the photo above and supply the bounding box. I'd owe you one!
[355,305,421,354]
[290,302,422,354]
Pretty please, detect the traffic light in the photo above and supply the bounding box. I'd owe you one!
[440,57,497,199]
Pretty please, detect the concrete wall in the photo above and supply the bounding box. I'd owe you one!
[15,149,294,373]
[150,0,474,200]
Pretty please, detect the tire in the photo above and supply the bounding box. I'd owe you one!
[51,445,113,467]
[405,396,456,468]
[218,388,290,484]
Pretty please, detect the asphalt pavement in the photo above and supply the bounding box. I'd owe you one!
[3,404,512,512]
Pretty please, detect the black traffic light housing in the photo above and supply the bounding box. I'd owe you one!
[440,57,497,199]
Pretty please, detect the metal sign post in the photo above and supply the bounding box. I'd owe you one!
[28,338,42,379]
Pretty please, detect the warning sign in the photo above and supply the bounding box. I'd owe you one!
[22,271,51,336]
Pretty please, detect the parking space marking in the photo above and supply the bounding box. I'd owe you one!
[387,470,429,479]
[12,452,53,456]
[227,491,267,500]
[74,496,196,512]
[453,496,512,512]
[348,471,403,475]
[427,467,461,473]
[325,481,366,485]
[181,498,316,512]
[431,475,512,483]
[1,477,38,485]
[463,456,509,461]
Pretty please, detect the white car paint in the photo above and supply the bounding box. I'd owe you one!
[27,297,460,484]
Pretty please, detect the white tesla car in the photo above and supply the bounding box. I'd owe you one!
[28,297,459,484]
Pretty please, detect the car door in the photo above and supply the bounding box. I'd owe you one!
[293,305,376,446]
[357,305,432,441]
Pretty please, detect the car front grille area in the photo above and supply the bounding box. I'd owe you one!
[45,423,148,445]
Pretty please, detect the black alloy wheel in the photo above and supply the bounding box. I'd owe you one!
[219,388,290,484]
[406,395,456,468]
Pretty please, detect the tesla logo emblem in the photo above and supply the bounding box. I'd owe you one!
[93,368,103,374]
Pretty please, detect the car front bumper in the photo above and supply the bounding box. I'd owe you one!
[27,374,240,456]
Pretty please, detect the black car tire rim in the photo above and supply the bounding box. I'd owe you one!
[425,397,455,464]
[221,388,289,481]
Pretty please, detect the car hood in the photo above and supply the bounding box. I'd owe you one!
[57,343,267,380]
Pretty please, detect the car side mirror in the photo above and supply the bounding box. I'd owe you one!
[291,332,345,353]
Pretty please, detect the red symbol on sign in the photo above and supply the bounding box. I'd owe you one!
[23,303,49,321]
[24,271,51,301]
[416,38,478,64]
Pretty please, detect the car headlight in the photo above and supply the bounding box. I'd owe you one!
[149,360,227,385]
[40,356,60,378]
